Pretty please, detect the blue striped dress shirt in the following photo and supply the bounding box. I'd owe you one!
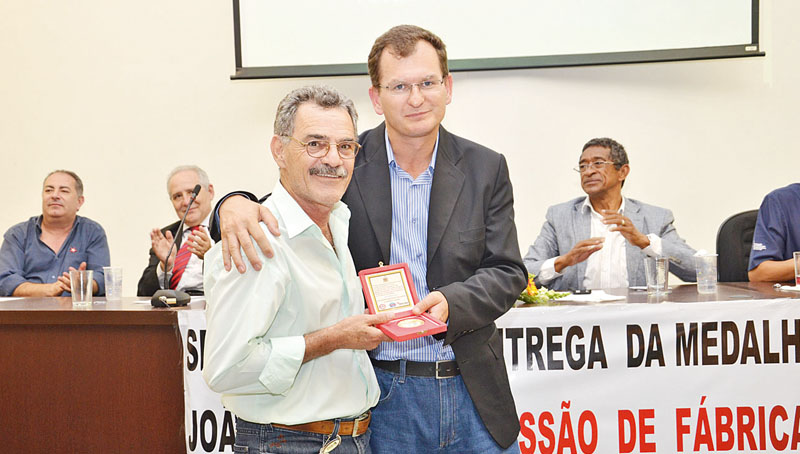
[371,131,455,362]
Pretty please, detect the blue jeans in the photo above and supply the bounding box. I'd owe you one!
[370,364,520,454]
[233,417,371,454]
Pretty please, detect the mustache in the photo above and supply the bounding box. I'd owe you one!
[309,164,348,178]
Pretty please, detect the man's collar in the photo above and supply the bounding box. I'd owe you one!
[37,214,80,232]
[384,128,439,171]
[186,213,212,231]
[581,196,626,215]
[270,180,348,239]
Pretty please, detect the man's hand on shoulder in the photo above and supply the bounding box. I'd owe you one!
[219,196,280,274]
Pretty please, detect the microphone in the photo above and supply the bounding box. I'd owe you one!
[151,184,202,307]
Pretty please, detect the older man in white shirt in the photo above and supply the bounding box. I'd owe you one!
[524,137,698,291]
[202,86,393,454]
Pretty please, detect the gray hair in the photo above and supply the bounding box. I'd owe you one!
[44,170,84,197]
[166,165,210,194]
[274,85,358,139]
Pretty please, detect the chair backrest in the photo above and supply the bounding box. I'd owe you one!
[716,209,759,282]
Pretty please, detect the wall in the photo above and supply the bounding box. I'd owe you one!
[1,2,797,296]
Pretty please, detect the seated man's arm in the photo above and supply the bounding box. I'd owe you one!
[654,209,698,282]
[748,195,795,282]
[524,207,602,287]
[11,281,68,297]
[210,192,280,273]
[749,259,794,282]
[84,224,110,295]
[0,230,66,297]
[137,246,163,296]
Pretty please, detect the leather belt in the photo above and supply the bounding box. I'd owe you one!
[272,412,370,437]
[371,359,460,379]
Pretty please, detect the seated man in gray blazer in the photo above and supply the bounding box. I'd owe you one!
[524,138,697,291]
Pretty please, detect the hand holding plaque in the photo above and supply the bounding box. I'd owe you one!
[359,263,447,342]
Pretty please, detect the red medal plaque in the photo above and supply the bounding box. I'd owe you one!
[359,263,447,342]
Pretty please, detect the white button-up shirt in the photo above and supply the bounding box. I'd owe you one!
[539,197,662,289]
[202,181,379,425]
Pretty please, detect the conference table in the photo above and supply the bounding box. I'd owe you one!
[0,282,797,453]
[0,297,199,453]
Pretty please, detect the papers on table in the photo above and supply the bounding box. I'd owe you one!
[776,284,800,292]
[557,290,626,303]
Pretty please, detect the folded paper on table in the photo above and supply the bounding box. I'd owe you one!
[557,290,627,303]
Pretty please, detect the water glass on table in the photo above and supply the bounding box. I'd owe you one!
[794,251,800,286]
[103,266,123,302]
[70,269,93,307]
[644,256,669,294]
[695,254,718,294]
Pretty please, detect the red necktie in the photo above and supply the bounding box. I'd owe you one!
[170,226,200,289]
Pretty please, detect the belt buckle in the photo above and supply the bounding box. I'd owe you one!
[351,412,369,437]
[435,360,447,379]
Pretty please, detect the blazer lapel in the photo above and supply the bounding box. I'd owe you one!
[352,123,392,263]
[427,128,465,265]
[624,199,645,280]
[572,200,591,288]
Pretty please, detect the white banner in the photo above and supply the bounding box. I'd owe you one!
[179,297,800,454]
[498,298,800,454]
[178,309,235,453]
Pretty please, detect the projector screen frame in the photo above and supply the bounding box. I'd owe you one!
[230,0,763,80]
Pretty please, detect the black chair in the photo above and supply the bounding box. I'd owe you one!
[716,209,759,282]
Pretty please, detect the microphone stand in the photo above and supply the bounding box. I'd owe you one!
[151,185,201,307]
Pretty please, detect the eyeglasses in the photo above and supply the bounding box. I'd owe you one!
[378,78,446,95]
[573,161,618,173]
[284,136,361,159]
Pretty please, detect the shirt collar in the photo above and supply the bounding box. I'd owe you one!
[35,214,81,233]
[185,213,211,232]
[581,196,626,216]
[384,128,439,172]
[269,180,349,239]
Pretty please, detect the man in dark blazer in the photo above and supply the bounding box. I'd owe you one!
[211,26,526,453]
[137,165,215,296]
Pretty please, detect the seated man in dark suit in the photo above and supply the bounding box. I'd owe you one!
[748,183,800,282]
[524,138,697,291]
[0,170,109,297]
[137,165,214,296]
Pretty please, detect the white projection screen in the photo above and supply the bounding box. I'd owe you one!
[231,0,762,79]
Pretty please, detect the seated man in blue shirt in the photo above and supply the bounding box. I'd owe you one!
[748,183,800,282]
[0,170,110,297]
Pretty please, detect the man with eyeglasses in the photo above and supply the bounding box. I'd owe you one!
[203,86,395,454]
[524,137,697,291]
[209,25,526,454]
